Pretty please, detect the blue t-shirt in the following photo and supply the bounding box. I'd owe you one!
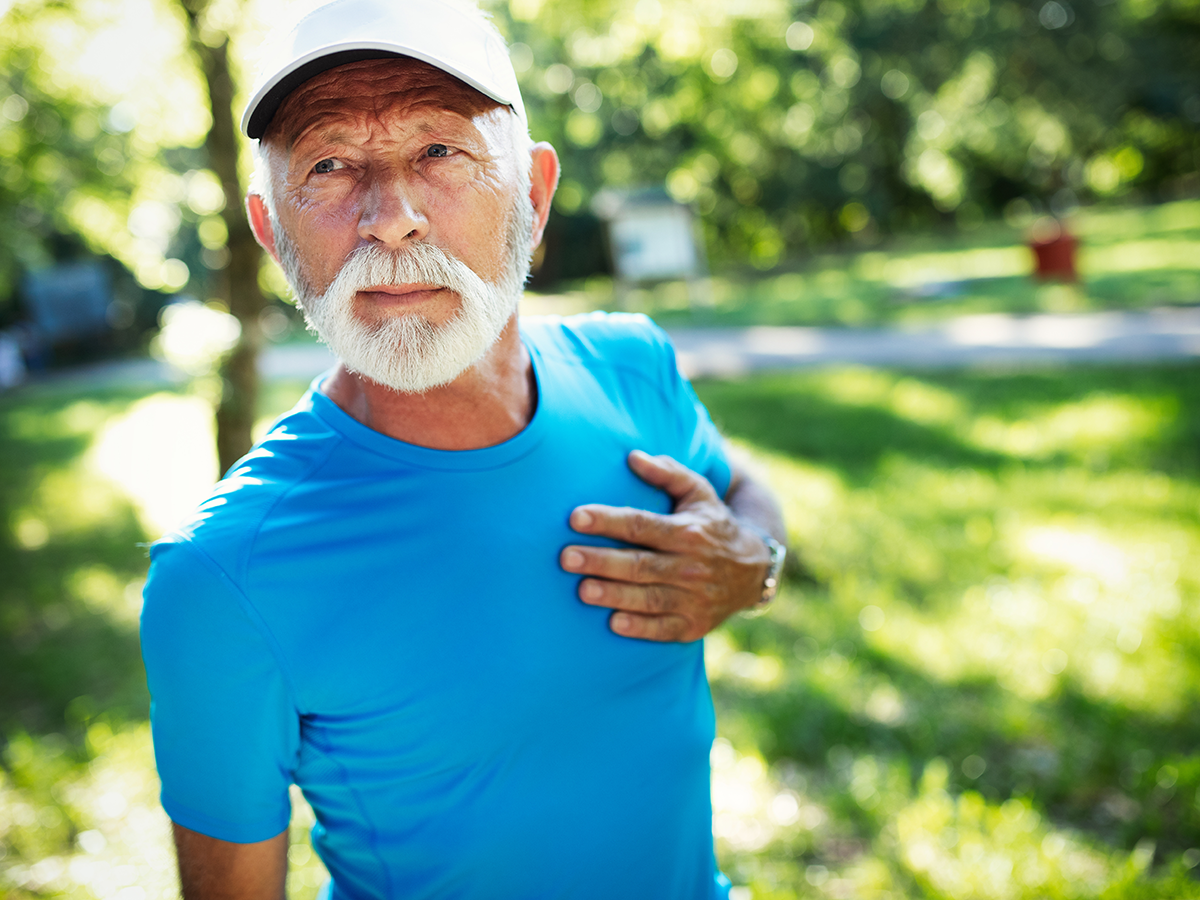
[141,313,733,900]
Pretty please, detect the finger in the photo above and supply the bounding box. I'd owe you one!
[578,578,684,615]
[610,611,693,643]
[568,504,676,549]
[560,544,681,584]
[627,450,718,507]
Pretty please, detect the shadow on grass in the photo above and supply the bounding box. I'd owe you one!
[718,600,1200,860]
[696,363,1200,483]
[0,385,155,744]
[698,380,1011,482]
[0,529,149,737]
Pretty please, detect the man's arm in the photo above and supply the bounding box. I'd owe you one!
[173,823,288,900]
[560,449,787,642]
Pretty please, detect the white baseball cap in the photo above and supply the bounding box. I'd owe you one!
[241,0,526,139]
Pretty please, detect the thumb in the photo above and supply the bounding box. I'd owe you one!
[627,450,717,509]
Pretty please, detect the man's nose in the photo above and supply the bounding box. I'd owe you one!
[357,172,429,247]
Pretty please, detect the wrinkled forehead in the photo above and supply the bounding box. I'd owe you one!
[263,56,506,149]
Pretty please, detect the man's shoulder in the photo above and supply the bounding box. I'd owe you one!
[155,390,340,567]
[521,311,673,369]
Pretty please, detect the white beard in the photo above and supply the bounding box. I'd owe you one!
[277,197,533,394]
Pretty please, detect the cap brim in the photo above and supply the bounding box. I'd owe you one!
[242,42,524,140]
[244,48,402,140]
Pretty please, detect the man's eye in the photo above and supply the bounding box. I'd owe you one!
[426,144,450,158]
[313,158,340,174]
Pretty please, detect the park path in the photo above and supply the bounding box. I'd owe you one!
[261,306,1200,381]
[20,306,1200,390]
[669,305,1200,377]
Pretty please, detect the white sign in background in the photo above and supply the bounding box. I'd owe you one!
[609,204,700,282]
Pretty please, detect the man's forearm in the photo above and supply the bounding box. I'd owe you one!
[726,468,787,548]
[173,823,288,900]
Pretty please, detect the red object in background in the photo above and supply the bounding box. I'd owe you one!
[1028,216,1079,281]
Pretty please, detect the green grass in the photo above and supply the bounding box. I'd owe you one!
[524,199,1200,329]
[696,364,1200,897]
[3,362,1200,898]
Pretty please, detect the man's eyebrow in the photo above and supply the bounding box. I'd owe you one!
[287,123,358,155]
[276,103,488,157]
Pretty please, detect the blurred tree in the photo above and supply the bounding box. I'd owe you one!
[178,0,267,475]
[491,0,1200,269]
[0,0,212,308]
[0,0,269,472]
[0,5,142,326]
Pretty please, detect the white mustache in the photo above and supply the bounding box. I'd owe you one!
[324,242,489,315]
[295,238,521,393]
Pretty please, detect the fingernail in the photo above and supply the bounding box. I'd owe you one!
[582,581,602,601]
[573,510,593,529]
[563,549,584,569]
[612,613,630,632]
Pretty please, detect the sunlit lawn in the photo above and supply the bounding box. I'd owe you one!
[3,361,1200,898]
[700,365,1200,897]
[525,199,1200,328]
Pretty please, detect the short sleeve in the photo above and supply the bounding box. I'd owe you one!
[140,538,300,843]
[644,318,732,498]
[657,333,729,501]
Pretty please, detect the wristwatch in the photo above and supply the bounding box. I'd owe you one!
[745,528,786,615]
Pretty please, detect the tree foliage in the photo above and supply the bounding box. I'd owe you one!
[0,3,143,323]
[494,0,1200,269]
[0,0,270,464]
[178,0,268,474]
[0,0,222,332]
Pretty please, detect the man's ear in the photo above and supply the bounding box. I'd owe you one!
[527,142,560,250]
[246,193,280,264]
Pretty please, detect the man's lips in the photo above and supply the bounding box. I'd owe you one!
[355,284,445,307]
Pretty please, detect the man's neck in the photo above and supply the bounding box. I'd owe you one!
[319,317,536,450]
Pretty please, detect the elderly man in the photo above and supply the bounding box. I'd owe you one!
[140,0,787,897]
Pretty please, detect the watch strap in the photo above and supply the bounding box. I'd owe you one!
[744,527,786,615]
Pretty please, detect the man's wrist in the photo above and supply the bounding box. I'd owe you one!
[743,526,786,615]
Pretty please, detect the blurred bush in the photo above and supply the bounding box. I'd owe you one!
[495,0,1200,270]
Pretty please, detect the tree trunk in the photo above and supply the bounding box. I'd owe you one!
[180,0,267,476]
